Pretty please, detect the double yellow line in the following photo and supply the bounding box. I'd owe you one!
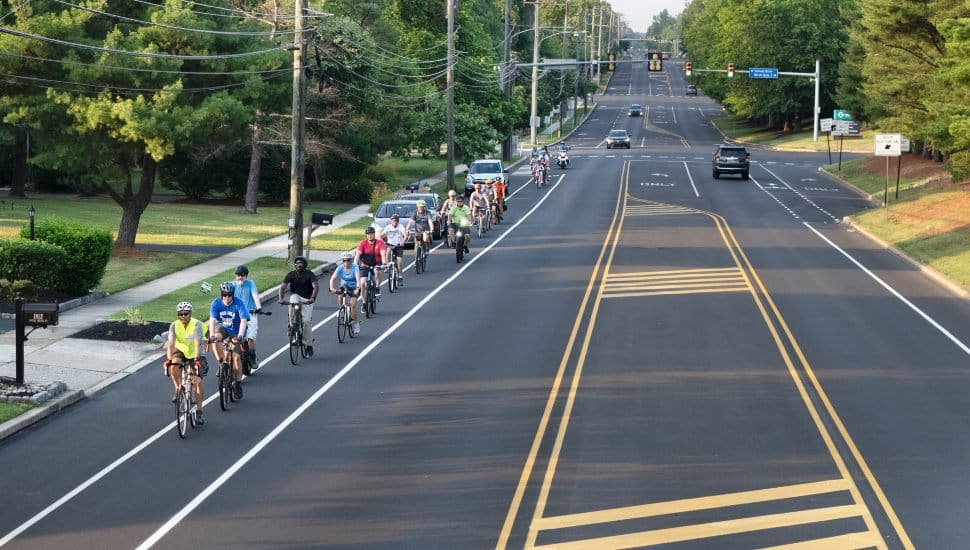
[496,160,913,549]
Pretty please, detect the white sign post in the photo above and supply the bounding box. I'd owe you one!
[875,134,903,208]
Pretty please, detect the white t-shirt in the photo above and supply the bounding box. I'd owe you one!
[383,223,407,246]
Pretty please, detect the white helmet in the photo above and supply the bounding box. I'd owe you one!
[176,301,193,313]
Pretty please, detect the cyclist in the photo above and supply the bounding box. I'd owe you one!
[449,195,473,253]
[483,179,498,224]
[381,214,408,287]
[439,190,460,247]
[494,178,507,222]
[530,145,540,160]
[209,282,249,400]
[468,182,491,229]
[355,226,386,307]
[165,302,208,424]
[329,251,361,335]
[233,264,262,365]
[406,200,434,253]
[278,256,319,357]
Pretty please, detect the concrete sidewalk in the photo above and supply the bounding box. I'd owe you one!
[0,203,370,438]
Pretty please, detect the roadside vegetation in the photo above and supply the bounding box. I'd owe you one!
[714,116,875,154]
[0,403,34,423]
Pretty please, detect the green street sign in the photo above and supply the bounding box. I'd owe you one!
[833,109,853,121]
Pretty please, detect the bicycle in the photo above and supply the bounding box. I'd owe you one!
[335,286,358,343]
[241,309,271,376]
[166,358,203,438]
[453,224,468,263]
[414,234,429,274]
[363,267,380,318]
[475,208,486,238]
[209,338,238,411]
[387,254,399,294]
[285,301,308,365]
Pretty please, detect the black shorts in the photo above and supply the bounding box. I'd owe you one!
[172,351,208,378]
[391,245,404,259]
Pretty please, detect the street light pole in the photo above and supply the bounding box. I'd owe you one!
[529,0,541,147]
[501,0,513,161]
[288,0,306,263]
[446,0,456,191]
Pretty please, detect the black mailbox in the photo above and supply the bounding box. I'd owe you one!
[405,183,420,192]
[24,303,58,327]
[311,212,333,226]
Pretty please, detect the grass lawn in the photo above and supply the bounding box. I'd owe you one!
[712,115,875,153]
[370,157,447,190]
[0,197,347,247]
[98,251,214,294]
[308,216,372,253]
[0,402,34,423]
[111,256,326,322]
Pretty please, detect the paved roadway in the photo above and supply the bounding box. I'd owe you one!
[1,59,969,549]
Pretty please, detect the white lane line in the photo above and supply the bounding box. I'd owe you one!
[0,170,541,548]
[683,161,700,197]
[135,174,569,549]
[752,176,801,220]
[759,164,838,222]
[804,223,970,357]
[671,104,677,125]
[640,137,645,148]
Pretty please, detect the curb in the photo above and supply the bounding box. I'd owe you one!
[841,217,970,301]
[0,262,338,443]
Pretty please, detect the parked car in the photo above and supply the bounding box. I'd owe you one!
[628,103,643,117]
[606,129,631,149]
[686,84,697,96]
[712,144,750,180]
[398,192,443,240]
[369,200,419,247]
[464,160,506,196]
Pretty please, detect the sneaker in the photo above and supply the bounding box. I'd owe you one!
[195,409,204,425]
[172,389,179,403]
[233,381,243,400]
[305,345,314,357]
[352,322,360,335]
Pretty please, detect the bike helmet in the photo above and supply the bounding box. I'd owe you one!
[294,255,308,266]
[365,226,376,234]
[219,281,235,296]
[339,251,353,261]
[448,189,456,197]
[390,214,399,220]
[176,301,193,313]
[416,200,426,207]
[234,264,249,276]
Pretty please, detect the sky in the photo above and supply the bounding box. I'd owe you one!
[606,0,686,33]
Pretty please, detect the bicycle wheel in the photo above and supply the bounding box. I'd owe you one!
[337,304,347,343]
[365,284,373,318]
[175,388,189,438]
[415,246,423,274]
[421,248,428,272]
[369,286,378,315]
[242,348,252,376]
[289,324,300,365]
[218,364,231,411]
[388,264,397,293]
[456,241,463,263]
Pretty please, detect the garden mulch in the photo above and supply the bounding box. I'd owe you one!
[71,320,169,342]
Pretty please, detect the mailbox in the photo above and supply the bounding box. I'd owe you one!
[24,303,58,327]
[405,183,420,192]
[310,212,333,226]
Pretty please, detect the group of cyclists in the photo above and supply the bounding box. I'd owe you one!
[162,146,570,426]
[530,143,570,185]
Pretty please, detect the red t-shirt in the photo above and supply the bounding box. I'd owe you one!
[357,238,386,266]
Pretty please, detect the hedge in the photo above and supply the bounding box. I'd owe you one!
[0,239,69,291]
[21,218,112,296]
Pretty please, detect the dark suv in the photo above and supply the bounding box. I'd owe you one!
[712,144,750,180]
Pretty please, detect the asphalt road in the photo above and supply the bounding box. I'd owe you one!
[1,58,969,549]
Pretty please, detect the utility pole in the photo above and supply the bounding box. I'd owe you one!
[558,2,567,139]
[288,0,306,263]
[446,0,456,191]
[595,6,603,83]
[529,0,541,147]
[501,0,513,161]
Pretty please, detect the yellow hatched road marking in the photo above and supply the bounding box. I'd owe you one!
[534,479,851,531]
[533,505,865,549]
[602,286,751,299]
[624,205,694,216]
[607,267,738,280]
[605,276,746,288]
[603,267,751,297]
[758,531,884,550]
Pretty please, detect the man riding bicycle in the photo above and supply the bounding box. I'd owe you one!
[406,200,434,253]
[381,214,408,287]
[449,195,473,253]
[278,256,319,357]
[468,182,491,229]
[439,190,460,247]
[209,282,250,400]
[494,178,507,222]
[355,227,386,306]
[233,264,262,365]
[165,302,208,424]
[329,251,361,335]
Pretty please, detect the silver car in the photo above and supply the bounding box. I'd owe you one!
[464,160,506,195]
[606,129,631,149]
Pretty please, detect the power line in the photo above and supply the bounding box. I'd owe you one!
[0,69,289,95]
[0,50,294,75]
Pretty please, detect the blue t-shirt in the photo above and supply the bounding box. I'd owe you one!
[335,263,359,290]
[210,297,251,338]
[234,279,258,311]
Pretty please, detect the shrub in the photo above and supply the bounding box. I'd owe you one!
[21,219,112,296]
[0,239,69,291]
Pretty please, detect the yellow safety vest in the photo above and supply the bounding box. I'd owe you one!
[172,318,207,359]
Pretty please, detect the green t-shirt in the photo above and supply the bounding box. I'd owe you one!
[450,204,472,226]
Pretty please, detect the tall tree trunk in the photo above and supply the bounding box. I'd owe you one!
[245,116,262,214]
[112,155,157,247]
[9,129,27,198]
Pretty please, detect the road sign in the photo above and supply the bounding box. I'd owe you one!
[832,120,851,135]
[874,134,902,157]
[819,118,834,132]
[833,109,853,121]
[530,116,540,128]
[748,68,779,79]
[901,136,911,153]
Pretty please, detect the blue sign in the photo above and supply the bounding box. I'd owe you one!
[748,68,779,79]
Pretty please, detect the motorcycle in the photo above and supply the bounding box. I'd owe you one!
[454,225,466,263]
[557,152,569,169]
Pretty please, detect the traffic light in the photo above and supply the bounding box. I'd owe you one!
[685,61,692,76]
[727,63,734,78]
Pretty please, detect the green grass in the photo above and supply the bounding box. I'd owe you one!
[308,216,372,252]
[370,156,447,189]
[97,251,214,294]
[0,198,347,247]
[712,115,875,153]
[110,256,325,322]
[0,402,34,423]
[821,157,934,197]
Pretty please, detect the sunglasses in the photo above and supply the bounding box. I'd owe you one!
[221,293,232,297]
[178,312,191,316]
[342,259,352,262]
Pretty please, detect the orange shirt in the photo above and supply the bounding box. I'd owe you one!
[494,181,506,198]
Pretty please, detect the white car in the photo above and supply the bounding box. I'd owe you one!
[464,160,506,195]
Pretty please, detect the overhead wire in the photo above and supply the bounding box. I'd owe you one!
[0,68,290,96]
